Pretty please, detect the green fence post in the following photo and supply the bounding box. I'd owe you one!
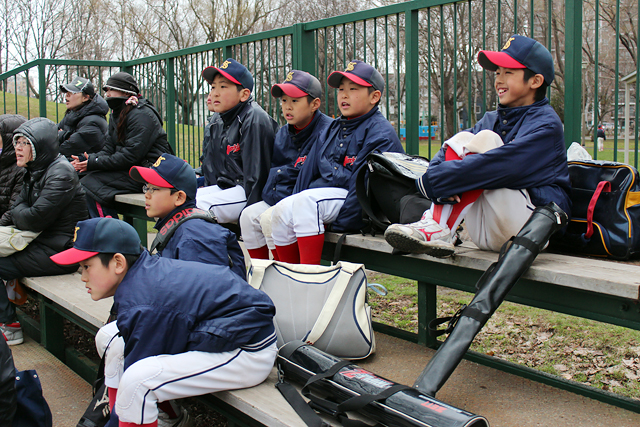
[564,0,583,147]
[38,62,47,118]
[405,8,419,155]
[292,23,315,73]
[166,58,176,154]
[224,45,234,60]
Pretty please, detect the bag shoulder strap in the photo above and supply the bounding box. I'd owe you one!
[247,259,276,290]
[305,262,363,345]
[150,207,217,253]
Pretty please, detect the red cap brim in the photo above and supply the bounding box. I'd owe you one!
[271,83,308,98]
[478,51,526,70]
[50,248,99,265]
[201,66,242,86]
[327,71,372,89]
[129,166,173,188]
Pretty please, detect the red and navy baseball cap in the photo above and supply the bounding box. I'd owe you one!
[327,60,385,93]
[50,218,142,265]
[129,153,197,200]
[202,58,254,92]
[478,35,555,86]
[271,70,322,99]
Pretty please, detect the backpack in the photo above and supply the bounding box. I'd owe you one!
[551,160,640,259]
[356,151,431,235]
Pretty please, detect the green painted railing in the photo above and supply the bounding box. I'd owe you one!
[0,0,638,167]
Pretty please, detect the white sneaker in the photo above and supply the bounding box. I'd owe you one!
[157,407,193,427]
[0,322,23,345]
[384,212,455,257]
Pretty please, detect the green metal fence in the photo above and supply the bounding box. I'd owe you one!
[0,0,638,167]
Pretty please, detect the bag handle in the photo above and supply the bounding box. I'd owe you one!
[247,259,276,290]
[585,181,611,239]
[305,262,362,345]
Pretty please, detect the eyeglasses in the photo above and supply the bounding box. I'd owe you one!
[142,184,168,195]
[12,140,29,148]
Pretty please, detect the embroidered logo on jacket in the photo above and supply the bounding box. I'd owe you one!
[227,144,240,155]
[294,156,307,167]
[343,156,357,167]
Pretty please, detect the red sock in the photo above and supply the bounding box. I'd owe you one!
[276,242,300,264]
[119,421,158,427]
[298,234,325,265]
[270,249,280,261]
[247,245,269,260]
[432,147,483,230]
[108,387,117,411]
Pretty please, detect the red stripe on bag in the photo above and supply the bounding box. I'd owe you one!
[585,181,611,239]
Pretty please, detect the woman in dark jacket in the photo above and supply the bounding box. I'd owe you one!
[0,117,88,344]
[57,76,108,161]
[72,72,173,217]
[0,114,27,224]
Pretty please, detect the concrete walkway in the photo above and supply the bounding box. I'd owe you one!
[11,335,91,426]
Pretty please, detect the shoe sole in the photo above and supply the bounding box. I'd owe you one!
[384,230,455,258]
[6,336,23,345]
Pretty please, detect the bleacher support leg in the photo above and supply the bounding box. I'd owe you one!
[39,294,66,362]
[418,280,437,347]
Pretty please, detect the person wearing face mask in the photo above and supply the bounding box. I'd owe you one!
[72,72,173,218]
[57,76,108,164]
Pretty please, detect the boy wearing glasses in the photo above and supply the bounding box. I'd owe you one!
[129,153,246,279]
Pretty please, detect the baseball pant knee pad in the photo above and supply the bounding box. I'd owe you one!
[115,356,164,424]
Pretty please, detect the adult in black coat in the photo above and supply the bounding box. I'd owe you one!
[0,338,15,424]
[0,114,27,224]
[72,72,173,217]
[0,117,88,332]
[57,76,108,161]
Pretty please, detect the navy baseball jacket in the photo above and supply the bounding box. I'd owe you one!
[200,97,278,207]
[417,98,571,217]
[294,106,404,232]
[154,200,247,279]
[113,251,276,371]
[262,111,333,206]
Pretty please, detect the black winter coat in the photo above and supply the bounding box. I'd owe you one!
[0,114,26,224]
[57,94,108,159]
[0,339,15,426]
[1,117,88,276]
[200,98,278,207]
[81,97,173,205]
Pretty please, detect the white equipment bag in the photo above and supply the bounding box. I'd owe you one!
[248,259,375,359]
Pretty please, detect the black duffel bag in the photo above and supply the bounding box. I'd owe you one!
[551,160,640,259]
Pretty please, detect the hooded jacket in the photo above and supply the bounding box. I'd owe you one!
[81,97,173,204]
[1,117,88,276]
[0,114,26,224]
[57,94,108,159]
[262,111,333,206]
[416,98,571,217]
[114,251,276,371]
[294,106,405,232]
[200,97,278,207]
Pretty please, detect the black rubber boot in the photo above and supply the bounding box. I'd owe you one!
[414,202,568,396]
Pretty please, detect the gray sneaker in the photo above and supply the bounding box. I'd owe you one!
[0,322,23,345]
[157,406,193,427]
[384,212,455,258]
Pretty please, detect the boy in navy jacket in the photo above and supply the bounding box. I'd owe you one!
[51,218,276,427]
[239,70,332,261]
[129,153,246,278]
[270,60,405,264]
[385,35,571,257]
[197,58,278,225]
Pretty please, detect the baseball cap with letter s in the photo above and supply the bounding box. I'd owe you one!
[477,35,555,86]
[327,60,385,93]
[129,153,197,200]
[202,58,254,92]
[50,218,142,265]
[271,70,322,99]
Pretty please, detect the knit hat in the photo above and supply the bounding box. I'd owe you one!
[102,72,140,95]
